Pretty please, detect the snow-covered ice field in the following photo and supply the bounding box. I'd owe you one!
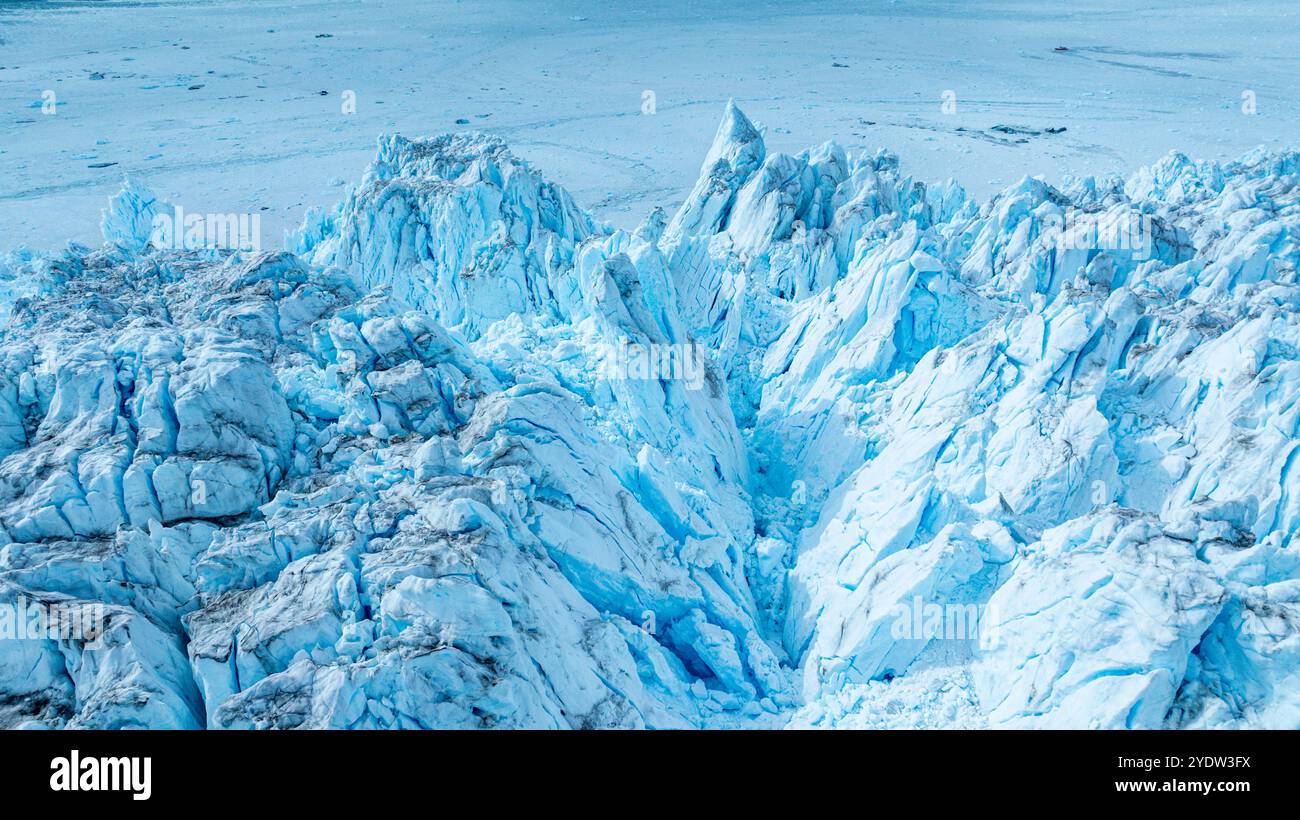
[2,0,1297,250]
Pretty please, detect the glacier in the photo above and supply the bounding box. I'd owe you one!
[0,102,1297,729]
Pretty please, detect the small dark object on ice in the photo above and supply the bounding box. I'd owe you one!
[455,118,471,125]
[315,33,333,38]
[1045,126,1067,134]
[832,62,849,68]
[88,162,117,169]
[318,90,329,96]
[1054,46,1069,52]
[991,124,1040,136]
[187,84,203,90]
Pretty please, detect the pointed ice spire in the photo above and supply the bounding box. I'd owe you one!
[699,98,765,180]
[666,99,767,239]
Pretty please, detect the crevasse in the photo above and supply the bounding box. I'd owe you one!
[0,103,1296,729]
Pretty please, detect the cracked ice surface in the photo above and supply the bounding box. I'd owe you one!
[1,103,1298,729]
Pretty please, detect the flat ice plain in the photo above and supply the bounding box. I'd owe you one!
[1,0,1297,249]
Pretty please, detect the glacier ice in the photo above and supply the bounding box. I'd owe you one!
[0,102,1297,729]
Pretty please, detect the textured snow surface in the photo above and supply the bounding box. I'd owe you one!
[1,104,1298,728]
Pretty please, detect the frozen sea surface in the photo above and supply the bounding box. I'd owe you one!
[1,0,1298,250]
